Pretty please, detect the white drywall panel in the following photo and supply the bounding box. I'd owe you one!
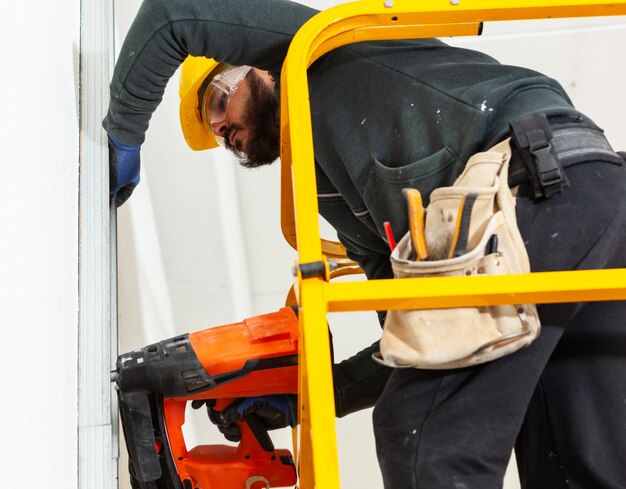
[114,0,252,343]
[0,1,80,488]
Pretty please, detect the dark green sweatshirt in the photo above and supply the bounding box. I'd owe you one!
[103,0,588,415]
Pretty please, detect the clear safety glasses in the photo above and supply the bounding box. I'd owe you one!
[200,65,252,145]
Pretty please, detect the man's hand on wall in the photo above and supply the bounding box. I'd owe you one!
[108,135,141,207]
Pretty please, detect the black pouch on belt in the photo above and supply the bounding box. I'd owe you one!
[508,113,624,200]
[509,113,569,200]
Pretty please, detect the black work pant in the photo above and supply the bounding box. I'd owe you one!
[373,161,626,489]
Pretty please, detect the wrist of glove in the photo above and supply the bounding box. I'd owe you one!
[194,395,297,443]
[108,135,141,207]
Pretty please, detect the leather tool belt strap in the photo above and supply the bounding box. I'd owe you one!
[508,113,624,199]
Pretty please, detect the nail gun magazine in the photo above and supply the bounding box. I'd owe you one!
[113,308,299,489]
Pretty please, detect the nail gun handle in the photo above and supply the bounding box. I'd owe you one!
[240,414,275,453]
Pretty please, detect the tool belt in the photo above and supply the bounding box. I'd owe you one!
[507,113,623,199]
[374,139,541,369]
[374,114,624,369]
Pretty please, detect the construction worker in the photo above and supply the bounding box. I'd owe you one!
[104,1,626,488]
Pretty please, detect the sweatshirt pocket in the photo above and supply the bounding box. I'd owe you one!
[363,147,464,240]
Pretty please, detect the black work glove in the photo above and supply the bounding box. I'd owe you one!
[194,395,297,443]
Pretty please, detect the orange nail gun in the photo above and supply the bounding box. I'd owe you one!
[113,307,299,489]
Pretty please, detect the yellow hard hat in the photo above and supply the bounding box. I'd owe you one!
[179,56,228,151]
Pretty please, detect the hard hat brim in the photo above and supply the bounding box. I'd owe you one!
[179,58,224,151]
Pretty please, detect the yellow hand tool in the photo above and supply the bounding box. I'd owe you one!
[403,188,429,261]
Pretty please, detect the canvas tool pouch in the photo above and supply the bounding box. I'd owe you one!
[375,140,540,369]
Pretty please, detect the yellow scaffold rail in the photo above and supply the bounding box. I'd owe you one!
[324,268,626,312]
[279,1,626,488]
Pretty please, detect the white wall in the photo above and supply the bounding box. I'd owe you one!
[0,1,80,488]
[114,2,626,489]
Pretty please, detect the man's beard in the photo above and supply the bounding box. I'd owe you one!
[224,71,280,168]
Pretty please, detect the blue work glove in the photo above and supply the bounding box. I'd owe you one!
[203,395,297,443]
[108,135,140,207]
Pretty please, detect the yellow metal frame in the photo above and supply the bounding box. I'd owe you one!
[279,1,626,487]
